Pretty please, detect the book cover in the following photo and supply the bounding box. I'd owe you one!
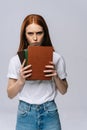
[27,46,53,80]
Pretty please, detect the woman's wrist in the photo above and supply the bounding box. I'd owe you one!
[17,78,25,86]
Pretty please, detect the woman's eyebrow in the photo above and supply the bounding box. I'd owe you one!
[27,31,44,33]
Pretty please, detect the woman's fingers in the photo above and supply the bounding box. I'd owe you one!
[45,65,54,69]
[22,72,32,79]
[19,59,32,79]
[43,61,57,77]
[20,68,32,79]
[44,71,57,77]
[22,64,32,71]
[21,59,26,68]
[45,61,55,68]
[21,69,32,75]
[44,69,57,77]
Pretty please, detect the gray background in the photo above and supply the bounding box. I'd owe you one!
[0,0,87,129]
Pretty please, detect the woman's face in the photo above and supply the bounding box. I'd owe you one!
[25,23,44,46]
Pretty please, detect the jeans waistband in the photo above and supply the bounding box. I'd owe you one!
[19,100,55,110]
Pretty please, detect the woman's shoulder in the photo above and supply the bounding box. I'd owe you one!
[9,54,21,65]
[10,54,19,61]
[53,51,65,64]
[53,51,61,61]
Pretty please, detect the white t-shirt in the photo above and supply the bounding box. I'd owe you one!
[7,52,67,104]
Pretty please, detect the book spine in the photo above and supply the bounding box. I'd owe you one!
[24,49,28,65]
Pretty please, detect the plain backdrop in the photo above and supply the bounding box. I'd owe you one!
[0,0,87,130]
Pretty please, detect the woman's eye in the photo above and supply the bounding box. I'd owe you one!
[27,31,43,35]
[27,32,33,35]
[37,32,43,35]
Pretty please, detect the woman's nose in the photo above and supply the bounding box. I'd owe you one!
[33,34,37,41]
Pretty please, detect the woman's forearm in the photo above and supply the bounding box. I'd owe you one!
[7,79,25,99]
[53,75,68,95]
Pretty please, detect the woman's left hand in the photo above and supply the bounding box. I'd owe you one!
[43,61,57,77]
[44,61,68,94]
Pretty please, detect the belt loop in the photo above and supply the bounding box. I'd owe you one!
[43,103,47,111]
[28,104,31,111]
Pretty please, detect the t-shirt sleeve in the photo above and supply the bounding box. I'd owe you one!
[55,56,67,79]
[7,56,20,79]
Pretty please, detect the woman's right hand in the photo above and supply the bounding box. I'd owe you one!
[19,59,32,83]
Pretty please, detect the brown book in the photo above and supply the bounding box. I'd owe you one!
[27,46,53,80]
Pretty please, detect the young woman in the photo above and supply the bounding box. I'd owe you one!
[7,14,68,130]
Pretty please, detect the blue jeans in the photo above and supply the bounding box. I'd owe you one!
[16,100,61,130]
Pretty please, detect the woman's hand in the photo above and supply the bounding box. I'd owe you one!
[7,60,32,99]
[44,61,68,94]
[43,61,57,77]
[19,59,32,83]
